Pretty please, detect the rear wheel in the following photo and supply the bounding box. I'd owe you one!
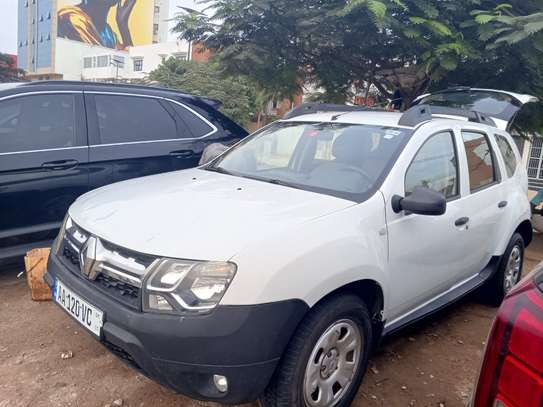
[260,295,372,407]
[480,233,524,306]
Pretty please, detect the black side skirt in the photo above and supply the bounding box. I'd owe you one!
[383,256,501,336]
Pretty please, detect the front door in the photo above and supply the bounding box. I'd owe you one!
[0,93,89,256]
[384,130,470,321]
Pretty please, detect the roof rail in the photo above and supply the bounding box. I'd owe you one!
[283,103,372,119]
[399,104,497,128]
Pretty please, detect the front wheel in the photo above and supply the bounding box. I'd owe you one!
[260,295,372,407]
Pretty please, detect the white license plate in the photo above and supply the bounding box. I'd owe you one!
[53,279,104,337]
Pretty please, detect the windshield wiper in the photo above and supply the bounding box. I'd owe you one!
[206,166,235,176]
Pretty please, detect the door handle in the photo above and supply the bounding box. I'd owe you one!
[169,150,194,158]
[498,201,508,209]
[455,217,470,227]
[41,160,79,170]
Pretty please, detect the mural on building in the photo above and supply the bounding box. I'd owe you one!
[57,0,153,49]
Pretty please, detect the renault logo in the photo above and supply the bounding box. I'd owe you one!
[79,236,100,280]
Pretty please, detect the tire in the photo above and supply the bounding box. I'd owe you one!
[260,295,372,407]
[480,232,525,306]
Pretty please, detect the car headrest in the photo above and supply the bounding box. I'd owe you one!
[332,127,373,164]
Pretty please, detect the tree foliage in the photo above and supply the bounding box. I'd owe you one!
[0,53,23,83]
[469,1,543,135]
[171,0,543,134]
[149,58,257,127]
[171,0,486,107]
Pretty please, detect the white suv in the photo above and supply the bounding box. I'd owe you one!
[46,89,535,407]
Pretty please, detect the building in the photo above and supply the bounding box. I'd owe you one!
[522,137,543,191]
[57,39,190,81]
[17,0,170,81]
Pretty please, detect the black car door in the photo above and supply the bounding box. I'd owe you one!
[0,92,89,257]
[85,92,200,189]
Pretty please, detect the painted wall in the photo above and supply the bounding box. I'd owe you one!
[57,0,155,49]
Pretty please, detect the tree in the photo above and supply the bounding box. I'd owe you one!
[468,1,543,135]
[171,0,485,108]
[149,58,257,127]
[0,53,23,82]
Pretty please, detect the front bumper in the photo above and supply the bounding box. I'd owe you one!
[46,253,308,403]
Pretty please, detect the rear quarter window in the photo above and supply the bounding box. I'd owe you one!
[169,101,215,138]
[495,134,518,177]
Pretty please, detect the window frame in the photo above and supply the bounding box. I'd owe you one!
[86,93,180,147]
[0,91,86,155]
[404,130,461,202]
[460,129,501,193]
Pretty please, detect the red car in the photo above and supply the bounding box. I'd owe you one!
[473,262,543,407]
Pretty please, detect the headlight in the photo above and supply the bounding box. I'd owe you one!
[143,259,237,314]
[53,214,70,254]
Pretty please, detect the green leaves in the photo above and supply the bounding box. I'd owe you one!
[149,59,258,127]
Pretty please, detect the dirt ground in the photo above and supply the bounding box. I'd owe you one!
[1,234,542,407]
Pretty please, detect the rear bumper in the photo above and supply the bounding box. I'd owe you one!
[45,253,308,403]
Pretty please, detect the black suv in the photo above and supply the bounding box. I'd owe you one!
[0,81,247,260]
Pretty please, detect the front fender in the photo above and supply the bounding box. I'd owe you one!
[222,193,389,308]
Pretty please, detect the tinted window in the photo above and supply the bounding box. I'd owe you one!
[170,102,214,138]
[0,94,77,153]
[94,95,177,144]
[462,131,496,191]
[211,122,410,199]
[496,134,518,177]
[405,131,458,198]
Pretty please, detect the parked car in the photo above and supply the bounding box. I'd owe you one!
[0,81,247,260]
[472,261,543,407]
[46,89,535,406]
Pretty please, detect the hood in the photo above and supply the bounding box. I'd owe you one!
[413,87,538,130]
[69,168,355,261]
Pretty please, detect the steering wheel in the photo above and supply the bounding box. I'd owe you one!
[337,165,374,186]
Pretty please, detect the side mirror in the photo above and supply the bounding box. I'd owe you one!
[391,187,446,216]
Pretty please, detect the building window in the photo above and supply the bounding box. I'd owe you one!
[96,55,110,68]
[83,57,93,69]
[173,52,188,61]
[133,58,143,72]
[154,6,160,14]
[528,137,543,188]
[153,24,159,35]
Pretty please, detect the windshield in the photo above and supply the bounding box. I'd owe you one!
[417,90,521,121]
[208,121,411,201]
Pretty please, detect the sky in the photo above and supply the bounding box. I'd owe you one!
[0,0,200,55]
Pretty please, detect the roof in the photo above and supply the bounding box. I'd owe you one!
[0,81,222,109]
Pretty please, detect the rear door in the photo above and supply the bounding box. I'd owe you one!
[0,92,89,255]
[452,128,507,279]
[85,93,198,189]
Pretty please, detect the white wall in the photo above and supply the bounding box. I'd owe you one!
[127,40,190,79]
[55,38,190,81]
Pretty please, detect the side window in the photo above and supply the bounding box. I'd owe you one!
[461,131,497,191]
[0,94,77,153]
[496,134,518,177]
[405,131,458,198]
[94,95,177,144]
[169,101,214,138]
